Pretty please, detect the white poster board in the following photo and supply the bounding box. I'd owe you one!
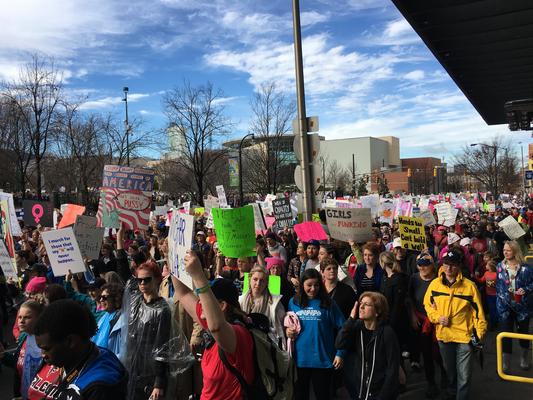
[498,216,526,240]
[0,193,22,236]
[0,240,17,279]
[360,194,380,218]
[168,211,195,288]
[73,215,104,260]
[41,227,86,276]
[326,207,372,243]
[418,209,436,226]
[251,203,267,231]
[204,196,219,215]
[216,185,228,208]
[183,201,191,214]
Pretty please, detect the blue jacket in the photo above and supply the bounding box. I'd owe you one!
[496,262,533,322]
[288,297,346,368]
[353,264,384,298]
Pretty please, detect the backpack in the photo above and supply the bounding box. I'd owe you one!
[218,313,295,400]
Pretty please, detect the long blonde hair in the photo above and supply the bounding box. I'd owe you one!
[379,251,402,273]
[242,266,271,315]
[504,240,525,265]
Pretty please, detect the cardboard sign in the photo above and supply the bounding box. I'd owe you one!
[58,204,86,228]
[23,200,54,227]
[212,206,256,258]
[360,194,380,218]
[487,203,496,213]
[251,203,267,232]
[0,193,22,236]
[418,209,436,226]
[398,216,427,251]
[97,165,154,230]
[325,207,372,243]
[216,185,228,208]
[0,200,16,271]
[498,216,526,240]
[435,203,453,224]
[293,221,328,242]
[168,211,195,288]
[41,227,86,276]
[183,201,191,214]
[154,205,170,216]
[443,208,458,227]
[204,196,219,215]
[272,198,293,229]
[73,216,104,260]
[205,211,215,229]
[379,202,395,225]
[0,239,17,279]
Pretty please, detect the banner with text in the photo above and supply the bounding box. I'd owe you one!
[212,206,256,258]
[42,227,86,276]
[73,215,105,260]
[325,207,372,243]
[168,211,195,289]
[398,216,427,251]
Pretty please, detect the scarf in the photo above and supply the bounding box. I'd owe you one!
[241,291,271,315]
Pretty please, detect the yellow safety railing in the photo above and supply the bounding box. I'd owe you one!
[496,332,533,383]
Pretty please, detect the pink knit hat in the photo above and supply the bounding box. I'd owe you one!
[265,257,285,270]
[25,277,47,294]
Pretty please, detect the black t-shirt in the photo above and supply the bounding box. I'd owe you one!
[408,272,433,315]
[361,324,374,349]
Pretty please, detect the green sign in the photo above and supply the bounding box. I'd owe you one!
[229,157,239,188]
[242,272,281,295]
[212,206,256,258]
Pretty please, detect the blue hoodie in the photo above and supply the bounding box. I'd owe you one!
[288,297,346,368]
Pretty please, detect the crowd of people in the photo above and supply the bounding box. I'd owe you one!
[0,196,532,400]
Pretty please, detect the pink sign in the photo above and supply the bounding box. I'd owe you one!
[265,216,276,228]
[293,221,328,242]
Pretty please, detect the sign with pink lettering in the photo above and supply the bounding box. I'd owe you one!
[96,165,155,230]
[23,200,54,227]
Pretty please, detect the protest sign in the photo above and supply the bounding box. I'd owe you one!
[204,196,219,215]
[418,198,430,211]
[379,202,395,225]
[0,193,22,236]
[212,206,256,258]
[326,208,372,243]
[242,273,281,295]
[58,204,86,228]
[434,203,453,224]
[498,216,526,240]
[398,216,427,251]
[168,211,195,288]
[216,185,228,208]
[0,239,17,279]
[23,200,54,227]
[194,207,205,217]
[312,214,321,222]
[360,194,380,217]
[41,227,86,276]
[418,209,436,226]
[443,208,458,227]
[293,221,328,242]
[183,201,191,214]
[251,203,267,232]
[154,205,169,216]
[272,198,293,229]
[0,200,16,271]
[205,211,215,229]
[97,165,154,230]
[487,203,496,213]
[73,216,104,260]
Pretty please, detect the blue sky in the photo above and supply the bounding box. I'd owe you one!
[1,0,525,161]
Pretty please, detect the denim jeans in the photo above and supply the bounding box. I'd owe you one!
[438,342,473,400]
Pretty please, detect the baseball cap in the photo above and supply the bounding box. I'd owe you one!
[196,231,206,236]
[392,238,402,248]
[210,278,239,308]
[442,249,463,265]
[306,239,320,248]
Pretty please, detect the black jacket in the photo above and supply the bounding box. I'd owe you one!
[380,272,409,346]
[336,319,399,400]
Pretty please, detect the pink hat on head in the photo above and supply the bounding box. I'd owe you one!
[26,277,47,294]
[265,257,285,270]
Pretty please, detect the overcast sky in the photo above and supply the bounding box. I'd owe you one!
[1,0,524,161]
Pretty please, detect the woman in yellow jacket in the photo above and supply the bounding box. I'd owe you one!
[423,249,487,400]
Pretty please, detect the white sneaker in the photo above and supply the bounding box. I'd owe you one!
[402,351,410,359]
[520,349,531,370]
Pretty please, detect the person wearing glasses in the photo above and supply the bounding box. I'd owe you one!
[424,249,486,400]
[92,283,125,359]
[407,252,446,399]
[336,291,400,400]
[123,261,172,400]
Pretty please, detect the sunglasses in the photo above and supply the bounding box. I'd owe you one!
[136,277,153,285]
[417,258,432,266]
[98,295,109,301]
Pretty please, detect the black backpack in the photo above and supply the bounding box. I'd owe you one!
[218,313,295,400]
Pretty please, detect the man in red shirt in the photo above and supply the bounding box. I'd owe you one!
[172,252,255,400]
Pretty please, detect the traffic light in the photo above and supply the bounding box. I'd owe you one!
[407,168,412,177]
[433,167,437,177]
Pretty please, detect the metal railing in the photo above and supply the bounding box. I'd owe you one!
[496,332,533,383]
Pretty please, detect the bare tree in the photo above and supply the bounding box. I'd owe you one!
[2,55,63,199]
[453,138,520,197]
[163,82,231,205]
[243,82,295,195]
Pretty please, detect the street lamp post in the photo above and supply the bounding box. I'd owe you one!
[239,134,254,205]
[471,143,498,199]
[122,87,130,167]
[519,142,525,195]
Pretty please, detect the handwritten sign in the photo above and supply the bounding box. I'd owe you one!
[242,273,281,295]
[23,200,54,227]
[417,209,436,226]
[0,239,17,279]
[435,202,453,225]
[97,165,154,230]
[398,216,427,251]
[0,193,22,236]
[379,202,395,225]
[325,207,372,243]
[498,215,526,240]
[293,221,328,242]
[168,211,195,288]
[212,206,256,258]
[73,216,104,260]
[272,198,293,229]
[204,196,219,215]
[216,185,228,208]
[41,227,86,276]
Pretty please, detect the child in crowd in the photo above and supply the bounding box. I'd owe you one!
[477,259,498,330]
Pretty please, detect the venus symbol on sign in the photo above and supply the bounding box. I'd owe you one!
[32,204,44,224]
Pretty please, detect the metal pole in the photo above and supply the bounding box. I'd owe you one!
[239,134,253,206]
[292,0,313,221]
[494,146,498,200]
[520,143,525,194]
[123,87,130,167]
[352,154,356,195]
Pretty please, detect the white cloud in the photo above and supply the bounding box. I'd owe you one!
[403,70,425,81]
[80,93,150,110]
